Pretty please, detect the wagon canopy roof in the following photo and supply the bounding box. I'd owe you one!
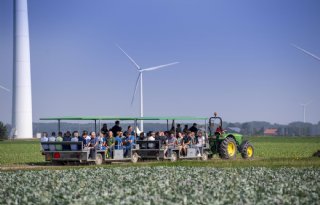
[40,116,208,121]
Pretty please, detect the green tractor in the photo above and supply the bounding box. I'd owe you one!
[208,112,254,159]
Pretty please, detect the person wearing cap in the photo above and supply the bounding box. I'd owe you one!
[189,123,198,133]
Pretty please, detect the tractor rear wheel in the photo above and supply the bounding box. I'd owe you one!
[219,137,237,159]
[240,141,254,159]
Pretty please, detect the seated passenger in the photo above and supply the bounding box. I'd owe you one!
[176,132,183,154]
[181,131,192,156]
[83,131,91,145]
[189,123,198,133]
[101,123,108,134]
[87,132,99,159]
[48,132,56,151]
[99,132,107,150]
[147,132,156,149]
[159,132,167,148]
[123,132,135,157]
[127,125,134,136]
[114,131,123,150]
[111,121,122,137]
[215,126,223,135]
[71,131,79,151]
[164,132,177,158]
[107,131,115,158]
[138,132,145,141]
[40,132,49,151]
[78,131,85,150]
[63,131,72,150]
[55,132,63,151]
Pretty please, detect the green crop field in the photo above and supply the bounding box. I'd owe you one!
[1,136,320,204]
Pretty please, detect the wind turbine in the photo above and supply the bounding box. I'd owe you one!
[12,0,33,138]
[0,84,10,92]
[291,44,320,62]
[117,44,179,131]
[300,101,312,123]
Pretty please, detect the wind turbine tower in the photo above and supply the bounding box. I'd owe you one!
[12,0,33,138]
[301,101,312,123]
[117,45,179,131]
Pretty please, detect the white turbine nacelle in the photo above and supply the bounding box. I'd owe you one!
[12,0,33,139]
[117,44,179,131]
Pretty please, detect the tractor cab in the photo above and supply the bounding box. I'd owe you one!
[208,112,223,137]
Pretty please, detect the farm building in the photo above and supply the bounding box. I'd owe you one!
[264,128,278,136]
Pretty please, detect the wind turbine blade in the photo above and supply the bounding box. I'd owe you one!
[116,44,141,70]
[131,73,141,105]
[0,85,10,92]
[141,62,180,72]
[291,44,320,61]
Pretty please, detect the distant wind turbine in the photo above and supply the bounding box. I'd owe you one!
[0,84,10,92]
[300,101,312,123]
[117,44,179,131]
[291,43,320,62]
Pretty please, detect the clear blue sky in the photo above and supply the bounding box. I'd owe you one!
[0,0,319,124]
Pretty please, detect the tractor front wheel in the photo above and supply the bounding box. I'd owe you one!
[219,137,237,159]
[240,141,254,159]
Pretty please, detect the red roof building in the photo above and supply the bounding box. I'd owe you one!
[264,128,278,136]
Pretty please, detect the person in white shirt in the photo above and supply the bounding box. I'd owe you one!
[147,132,156,148]
[40,132,49,151]
[196,131,205,156]
[48,132,56,151]
[71,131,79,151]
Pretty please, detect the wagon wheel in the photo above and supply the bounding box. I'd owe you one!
[201,151,209,161]
[156,153,160,161]
[171,152,177,162]
[95,154,103,165]
[131,152,139,163]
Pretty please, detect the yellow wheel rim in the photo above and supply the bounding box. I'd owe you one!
[227,142,236,156]
[247,146,253,157]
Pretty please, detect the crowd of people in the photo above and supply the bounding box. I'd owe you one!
[41,121,207,159]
